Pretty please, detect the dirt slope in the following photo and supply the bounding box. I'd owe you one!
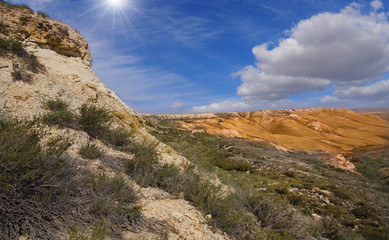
[156,108,389,153]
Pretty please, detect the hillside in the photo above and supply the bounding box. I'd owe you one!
[1,2,389,240]
[152,108,389,154]
[0,2,227,239]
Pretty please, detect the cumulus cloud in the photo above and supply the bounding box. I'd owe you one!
[250,1,389,88]
[193,1,389,112]
[236,66,329,100]
[192,99,297,113]
[371,0,384,11]
[333,79,389,100]
[320,79,389,107]
[192,100,250,113]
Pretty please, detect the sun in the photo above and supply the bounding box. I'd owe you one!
[106,0,125,8]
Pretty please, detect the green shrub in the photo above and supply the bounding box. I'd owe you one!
[42,98,76,128]
[276,186,289,195]
[120,205,142,224]
[0,38,24,56]
[0,21,9,35]
[318,217,351,240]
[68,219,108,240]
[352,202,376,219]
[89,198,110,216]
[44,98,68,111]
[319,204,348,219]
[79,144,102,159]
[90,219,108,240]
[79,104,112,137]
[284,170,295,178]
[331,186,351,200]
[42,110,75,127]
[87,172,139,225]
[358,225,389,240]
[108,127,132,146]
[0,118,77,239]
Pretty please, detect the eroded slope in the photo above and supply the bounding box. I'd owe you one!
[157,108,389,153]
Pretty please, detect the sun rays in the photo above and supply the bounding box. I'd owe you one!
[74,0,137,35]
[106,0,125,8]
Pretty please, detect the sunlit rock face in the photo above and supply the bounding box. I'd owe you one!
[0,2,92,66]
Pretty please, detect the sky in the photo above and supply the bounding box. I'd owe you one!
[6,0,389,113]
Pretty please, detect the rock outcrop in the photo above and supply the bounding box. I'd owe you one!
[0,2,92,65]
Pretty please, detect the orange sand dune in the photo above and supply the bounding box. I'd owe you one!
[167,108,389,153]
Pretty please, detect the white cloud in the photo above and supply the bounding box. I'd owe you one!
[194,1,389,113]
[320,80,389,108]
[334,79,389,100]
[250,3,389,88]
[371,0,384,11]
[236,66,329,100]
[172,101,185,108]
[320,95,340,103]
[192,100,250,113]
[192,98,297,113]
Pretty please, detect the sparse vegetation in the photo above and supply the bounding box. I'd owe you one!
[212,157,252,171]
[87,172,141,229]
[78,103,135,148]
[79,104,112,137]
[107,126,132,147]
[0,118,76,239]
[127,142,252,238]
[68,219,108,240]
[1,37,45,82]
[79,144,103,159]
[0,116,141,239]
[42,98,76,127]
[45,98,69,111]
[42,109,76,126]
[37,11,49,18]
[0,21,9,35]
[144,116,389,240]
[0,38,24,57]
[11,66,32,82]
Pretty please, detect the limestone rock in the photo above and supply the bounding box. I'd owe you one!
[0,2,92,66]
[322,154,355,171]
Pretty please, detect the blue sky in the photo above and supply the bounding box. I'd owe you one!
[7,0,389,113]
